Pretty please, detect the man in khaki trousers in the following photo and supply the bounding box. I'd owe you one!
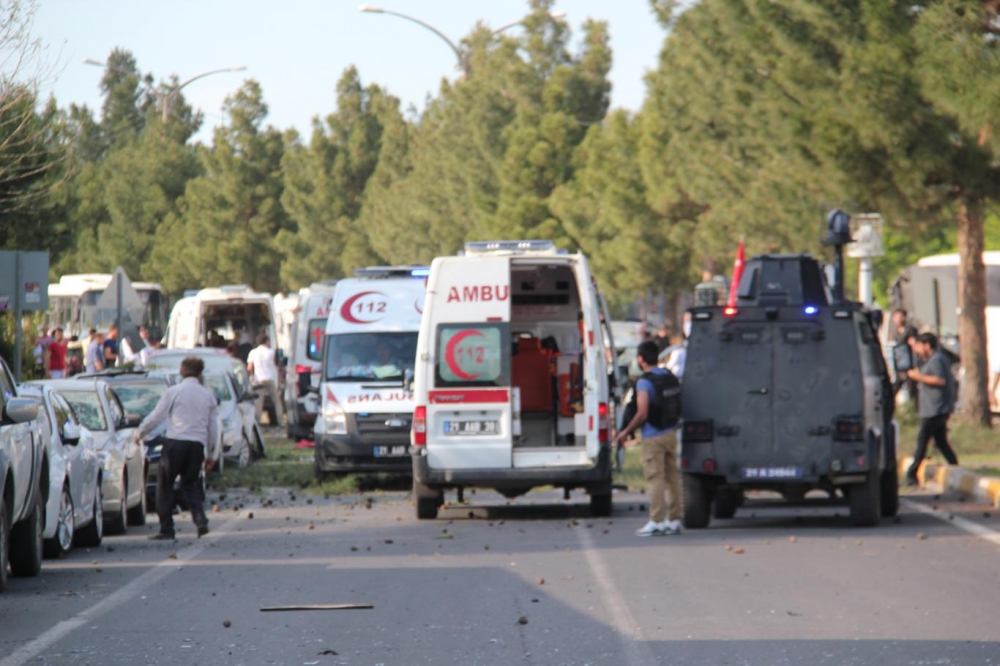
[614,340,682,536]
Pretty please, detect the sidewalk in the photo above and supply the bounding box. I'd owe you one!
[903,456,1000,508]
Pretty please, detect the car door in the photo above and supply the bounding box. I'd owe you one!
[0,361,31,514]
[51,393,88,526]
[103,385,140,504]
[230,367,256,436]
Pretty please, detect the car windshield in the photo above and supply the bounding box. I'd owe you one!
[111,383,166,419]
[145,352,236,375]
[324,332,417,382]
[60,390,107,431]
[204,374,233,403]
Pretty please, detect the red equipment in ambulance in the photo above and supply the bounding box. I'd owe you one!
[410,241,617,519]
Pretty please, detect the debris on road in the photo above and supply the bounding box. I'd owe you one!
[517,616,528,625]
[259,604,374,612]
[223,620,231,628]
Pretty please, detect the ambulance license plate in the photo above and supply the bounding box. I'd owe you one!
[373,445,408,457]
[741,467,804,480]
[444,420,499,436]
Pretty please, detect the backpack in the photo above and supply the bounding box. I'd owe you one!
[627,370,681,430]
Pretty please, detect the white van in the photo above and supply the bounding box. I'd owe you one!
[410,240,615,519]
[283,282,337,440]
[165,286,280,363]
[313,267,427,477]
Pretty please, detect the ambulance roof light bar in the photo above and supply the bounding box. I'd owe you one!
[219,284,250,293]
[463,240,558,255]
[353,265,431,279]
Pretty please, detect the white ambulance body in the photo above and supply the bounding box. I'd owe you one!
[313,268,427,476]
[283,283,337,440]
[410,241,615,519]
[165,286,279,364]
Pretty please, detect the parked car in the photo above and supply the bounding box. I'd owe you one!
[204,372,257,468]
[19,383,103,557]
[0,355,47,592]
[145,348,265,460]
[46,379,147,534]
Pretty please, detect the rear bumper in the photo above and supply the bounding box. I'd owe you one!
[314,434,412,474]
[412,446,612,491]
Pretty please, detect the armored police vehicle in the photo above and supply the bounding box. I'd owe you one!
[680,212,898,528]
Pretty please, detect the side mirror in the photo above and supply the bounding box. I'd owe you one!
[62,422,82,445]
[3,397,39,425]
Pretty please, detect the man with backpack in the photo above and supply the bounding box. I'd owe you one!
[614,340,683,537]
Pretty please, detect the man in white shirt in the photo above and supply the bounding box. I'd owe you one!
[135,356,219,539]
[84,332,105,373]
[247,333,284,426]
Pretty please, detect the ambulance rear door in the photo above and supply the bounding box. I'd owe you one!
[425,257,512,470]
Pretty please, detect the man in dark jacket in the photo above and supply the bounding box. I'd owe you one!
[905,333,959,485]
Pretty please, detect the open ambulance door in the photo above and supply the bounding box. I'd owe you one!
[425,257,513,470]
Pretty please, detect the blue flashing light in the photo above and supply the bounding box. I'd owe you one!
[804,306,818,315]
[410,268,431,277]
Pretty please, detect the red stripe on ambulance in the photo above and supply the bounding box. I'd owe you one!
[429,389,509,404]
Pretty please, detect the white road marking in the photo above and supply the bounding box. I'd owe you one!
[0,515,243,666]
[575,525,658,666]
[902,498,1000,547]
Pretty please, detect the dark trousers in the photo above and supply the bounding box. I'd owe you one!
[906,414,959,481]
[156,439,207,535]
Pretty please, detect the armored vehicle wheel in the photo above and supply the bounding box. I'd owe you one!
[682,473,711,529]
[880,465,899,517]
[713,490,740,520]
[590,492,613,517]
[413,480,442,520]
[848,472,881,527]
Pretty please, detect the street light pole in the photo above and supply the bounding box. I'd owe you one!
[359,5,567,78]
[83,58,246,124]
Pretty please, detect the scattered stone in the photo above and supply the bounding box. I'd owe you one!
[308,523,315,530]
[247,512,254,520]
[531,598,539,603]
[213,505,221,513]
[517,616,528,625]
[789,536,797,543]
[484,545,490,550]
[917,533,928,540]
[350,546,358,552]
[724,544,733,551]
[94,568,103,573]
[536,577,545,585]
[602,530,609,535]
[856,540,863,546]
[106,546,115,552]
[384,539,394,544]
[306,499,313,505]
[168,553,178,560]
[733,547,745,555]
[984,512,992,519]
[223,620,231,628]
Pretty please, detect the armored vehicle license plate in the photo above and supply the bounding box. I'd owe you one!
[741,467,804,480]
[444,420,498,436]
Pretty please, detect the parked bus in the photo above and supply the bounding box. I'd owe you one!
[46,274,168,340]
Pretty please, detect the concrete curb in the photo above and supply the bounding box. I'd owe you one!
[902,456,1000,508]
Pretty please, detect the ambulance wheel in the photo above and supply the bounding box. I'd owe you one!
[589,492,612,517]
[682,473,711,529]
[880,465,899,518]
[413,481,441,520]
[712,490,739,520]
[848,472,881,527]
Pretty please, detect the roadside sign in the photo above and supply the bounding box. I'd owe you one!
[0,250,50,381]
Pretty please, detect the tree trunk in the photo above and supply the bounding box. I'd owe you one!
[956,196,991,426]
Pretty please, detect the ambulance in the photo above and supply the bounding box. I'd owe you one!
[410,240,616,519]
[283,282,337,440]
[313,267,427,477]
[165,285,279,361]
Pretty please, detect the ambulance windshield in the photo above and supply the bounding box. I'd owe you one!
[324,332,417,382]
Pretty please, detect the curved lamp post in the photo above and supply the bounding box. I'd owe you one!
[359,5,566,78]
[83,58,246,123]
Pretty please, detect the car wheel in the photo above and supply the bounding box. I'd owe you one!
[0,493,10,593]
[10,495,43,577]
[105,474,128,535]
[849,471,882,527]
[712,490,740,520]
[682,473,711,529]
[75,482,103,548]
[44,484,75,559]
[238,435,252,468]
[413,480,442,520]
[127,470,147,527]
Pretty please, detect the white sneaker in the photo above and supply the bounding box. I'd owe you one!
[636,520,665,537]
[661,520,682,536]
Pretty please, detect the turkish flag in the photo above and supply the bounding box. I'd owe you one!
[727,240,746,308]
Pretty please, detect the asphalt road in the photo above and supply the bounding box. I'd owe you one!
[1,482,998,666]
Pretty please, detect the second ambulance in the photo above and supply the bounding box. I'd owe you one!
[313,267,427,478]
[410,241,616,519]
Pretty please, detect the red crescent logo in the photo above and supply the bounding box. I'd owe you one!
[445,330,484,380]
[340,291,386,324]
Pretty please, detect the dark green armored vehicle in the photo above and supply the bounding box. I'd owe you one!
[680,212,899,528]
